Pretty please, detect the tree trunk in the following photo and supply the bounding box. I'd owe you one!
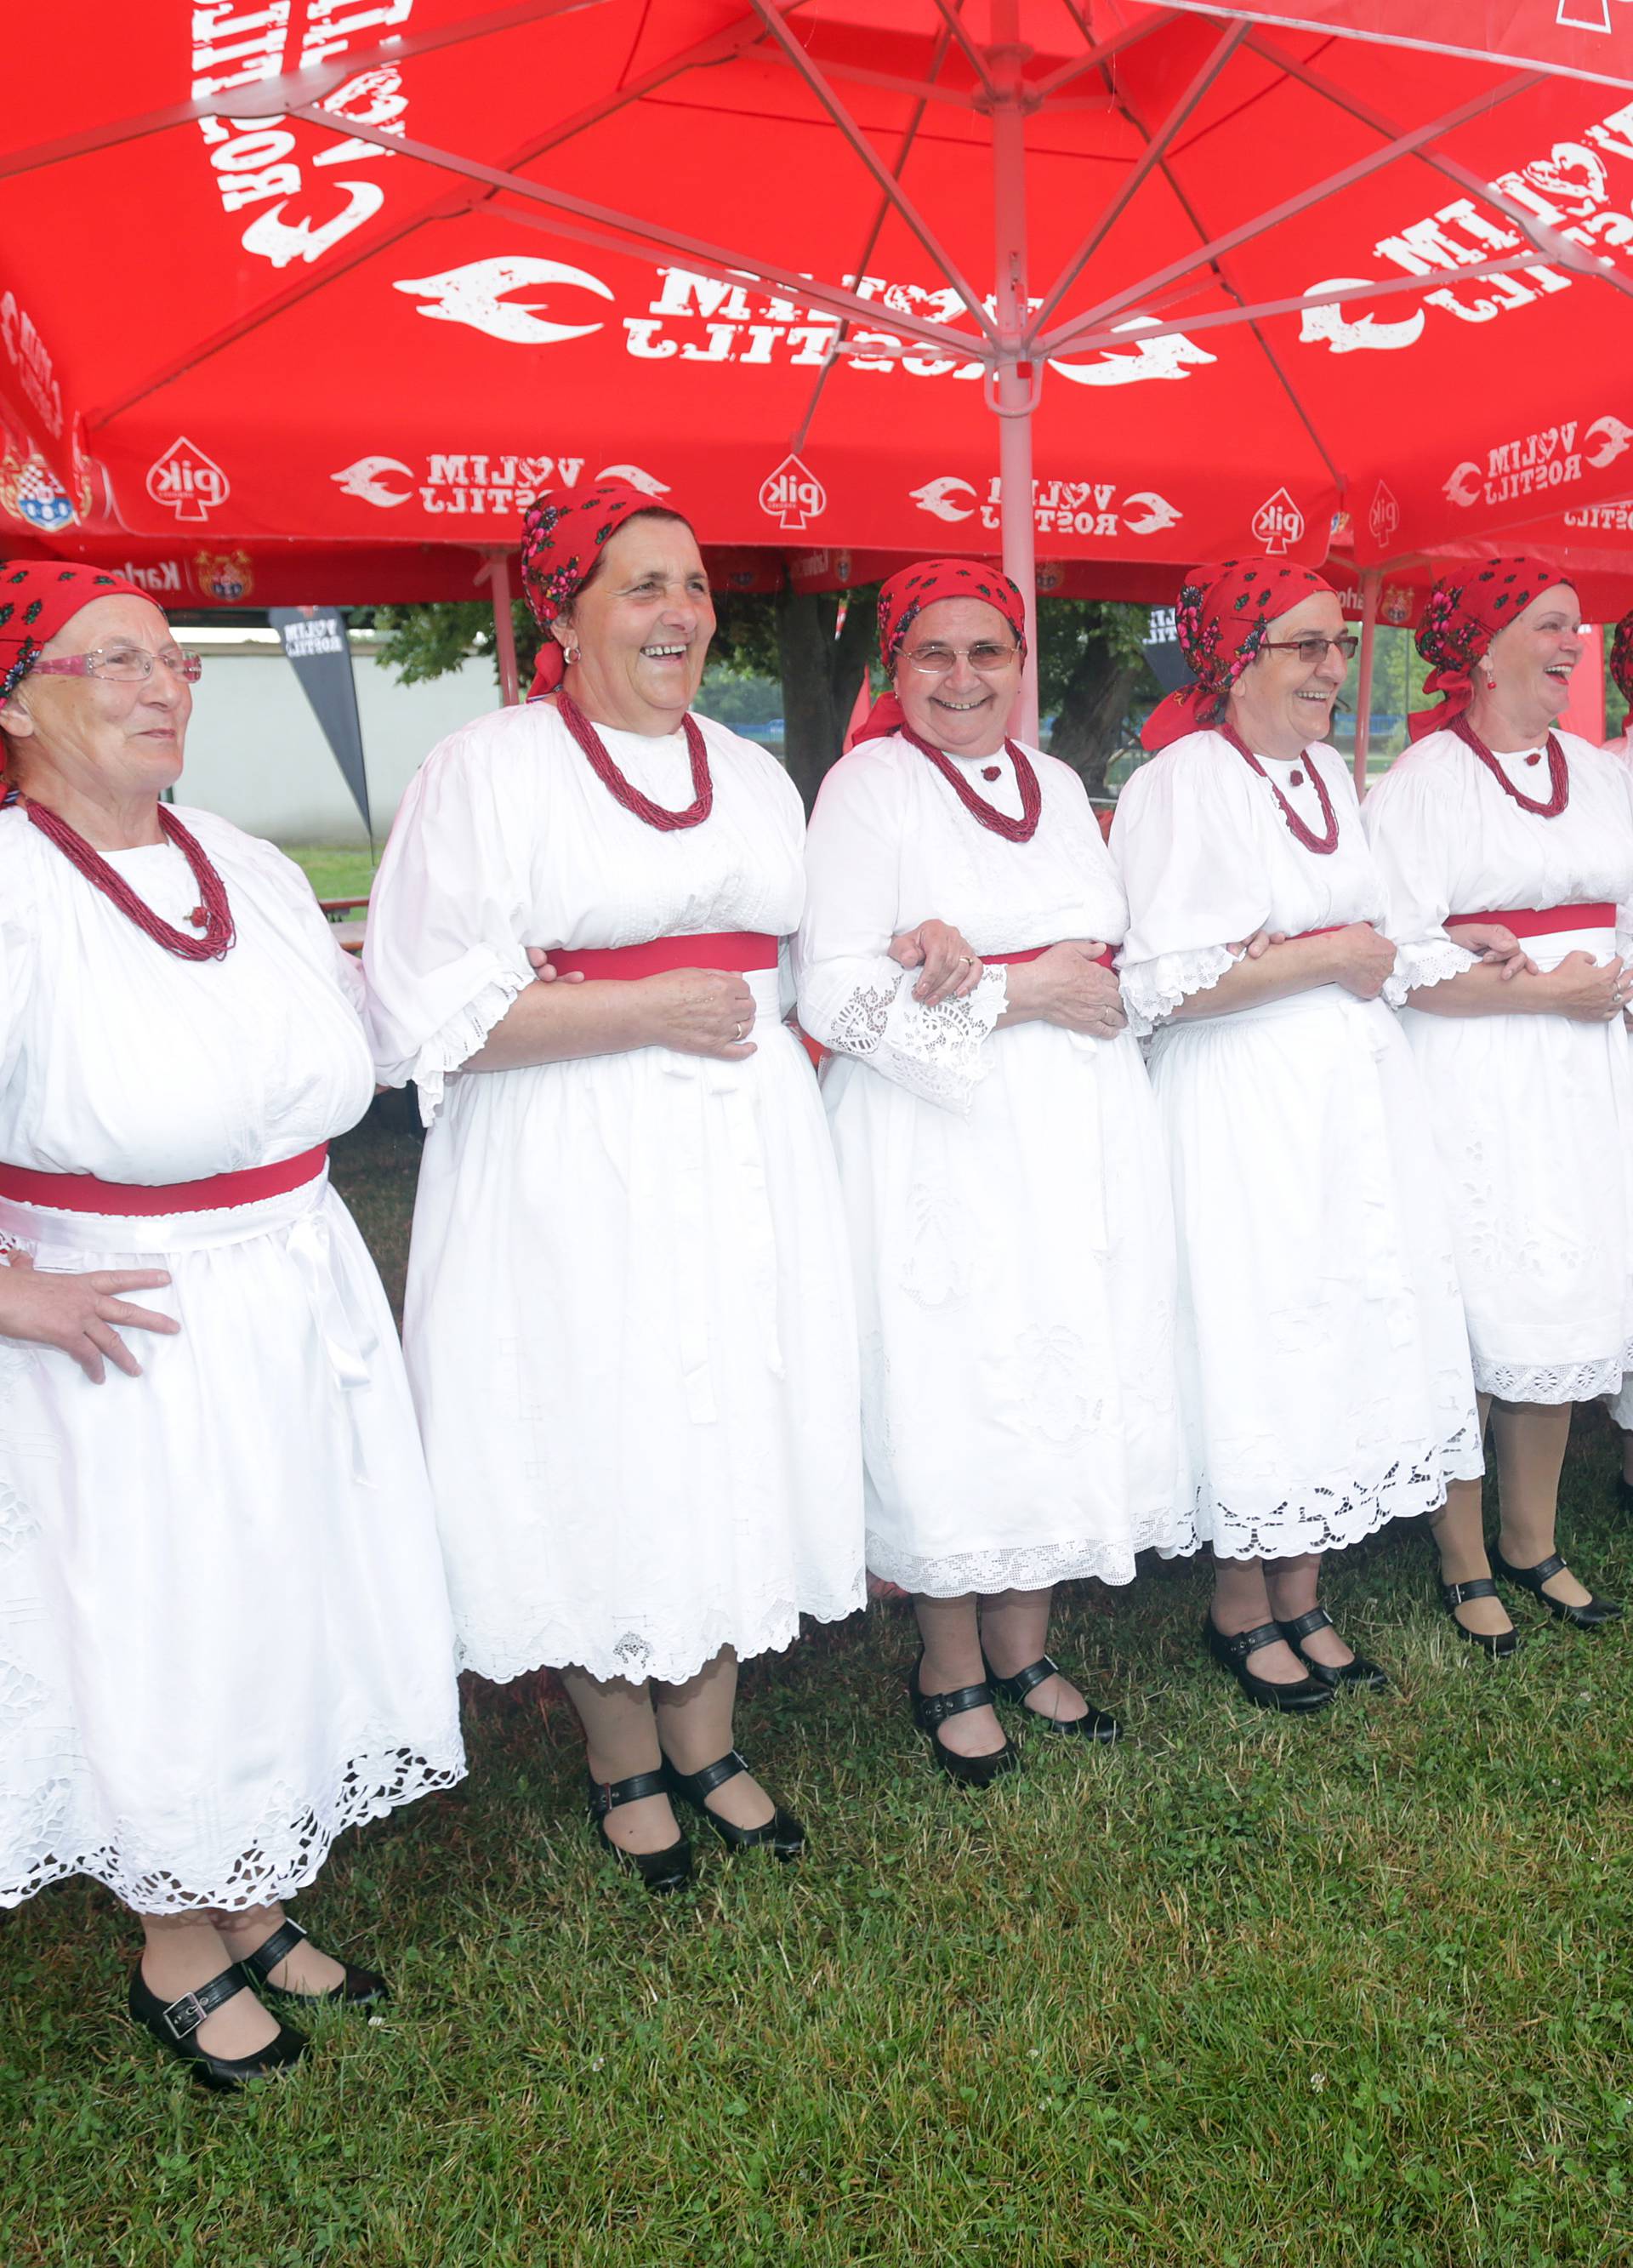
[776,587,876,811]
[1046,649,1143,803]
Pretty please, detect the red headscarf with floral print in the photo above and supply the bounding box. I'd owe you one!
[855,558,1029,743]
[1609,606,1633,713]
[520,481,691,696]
[1411,556,1576,742]
[0,561,160,704]
[1141,559,1336,752]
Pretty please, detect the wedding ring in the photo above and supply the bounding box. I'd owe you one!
[959,954,974,966]
[734,1020,746,1040]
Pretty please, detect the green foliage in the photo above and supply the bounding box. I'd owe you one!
[1036,596,1153,716]
[7,1104,1633,2265]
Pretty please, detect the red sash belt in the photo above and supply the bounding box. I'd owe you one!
[549,931,780,981]
[0,1143,328,1217]
[1452,902,1614,937]
[1287,923,1346,943]
[985,943,1116,969]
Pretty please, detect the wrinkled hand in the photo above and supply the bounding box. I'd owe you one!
[1325,921,1397,1000]
[888,919,985,1006]
[1545,950,1631,1023]
[1446,920,1535,983]
[1228,929,1288,960]
[0,1251,178,1383]
[524,947,585,983]
[1016,941,1127,1037]
[637,967,758,1058]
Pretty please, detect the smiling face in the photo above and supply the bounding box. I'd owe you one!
[1227,590,1348,761]
[555,512,715,735]
[891,595,1022,761]
[0,594,190,801]
[1477,584,1582,741]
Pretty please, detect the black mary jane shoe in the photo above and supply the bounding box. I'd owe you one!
[234,1917,390,2010]
[1203,1616,1334,1713]
[981,1649,1121,1743]
[908,1653,1021,1786]
[1492,1547,1624,1630]
[585,1769,693,1895]
[1439,1576,1520,1659]
[663,1749,805,1861]
[1275,1607,1390,1692]
[128,1961,306,2093]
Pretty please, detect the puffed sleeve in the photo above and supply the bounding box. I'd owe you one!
[793,744,1007,1114]
[363,719,538,1124]
[1109,735,1266,1033]
[1358,751,1476,1008]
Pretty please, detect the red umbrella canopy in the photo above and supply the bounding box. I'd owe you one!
[3,0,1633,581]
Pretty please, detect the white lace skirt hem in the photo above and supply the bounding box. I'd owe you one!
[454,1586,865,1690]
[1477,1336,1633,1405]
[1198,1420,1484,1562]
[865,1513,1197,1598]
[1,1730,465,1914]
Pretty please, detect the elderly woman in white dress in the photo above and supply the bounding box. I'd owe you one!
[0,564,464,2089]
[365,483,863,1892]
[794,560,1193,1784]
[1112,561,1487,1708]
[1363,561,1633,1646]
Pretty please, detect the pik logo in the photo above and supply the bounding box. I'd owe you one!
[759,453,826,532]
[1368,481,1401,549]
[195,550,253,603]
[393,257,613,345]
[146,436,229,524]
[1251,487,1305,555]
[1555,1,1628,31]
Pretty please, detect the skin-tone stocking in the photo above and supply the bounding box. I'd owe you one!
[1491,1399,1590,1606]
[1264,1552,1355,1669]
[139,1904,350,2058]
[560,1648,774,1854]
[978,1587,1090,1723]
[1209,1557,1310,1684]
[1428,1395,1514,1638]
[913,1593,1009,1757]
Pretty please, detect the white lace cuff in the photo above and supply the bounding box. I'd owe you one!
[1385,936,1475,1010]
[828,963,1007,1113]
[412,960,534,1126]
[1119,943,1239,1038]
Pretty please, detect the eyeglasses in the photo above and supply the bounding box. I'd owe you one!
[1259,635,1359,665]
[904,641,1021,676]
[30,646,203,684]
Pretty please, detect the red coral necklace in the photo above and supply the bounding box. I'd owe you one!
[1220,723,1339,856]
[1452,714,1569,819]
[901,725,1042,844]
[17,795,235,960]
[556,687,714,832]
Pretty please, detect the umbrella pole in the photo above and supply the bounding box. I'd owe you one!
[487,550,521,707]
[990,8,1039,744]
[1352,568,1380,795]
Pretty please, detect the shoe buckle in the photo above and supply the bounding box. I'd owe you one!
[163,1991,207,2041]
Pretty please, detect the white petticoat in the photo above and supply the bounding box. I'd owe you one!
[1399,924,1633,1405]
[1147,985,1482,1559]
[0,1173,465,1913]
[823,1018,1194,1594]
[402,966,865,1685]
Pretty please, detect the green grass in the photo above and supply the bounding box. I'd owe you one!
[282,845,378,903]
[4,1103,1633,2265]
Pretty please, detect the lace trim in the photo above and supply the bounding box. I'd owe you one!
[865,1509,1199,1598]
[1,1729,467,1913]
[1195,1419,1483,1562]
[1385,936,1475,1010]
[452,1581,866,1690]
[412,961,533,1127]
[826,965,1006,1114]
[1476,1334,1633,1405]
[1120,943,1238,1039]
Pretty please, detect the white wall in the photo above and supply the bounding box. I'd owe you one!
[180,643,501,846]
